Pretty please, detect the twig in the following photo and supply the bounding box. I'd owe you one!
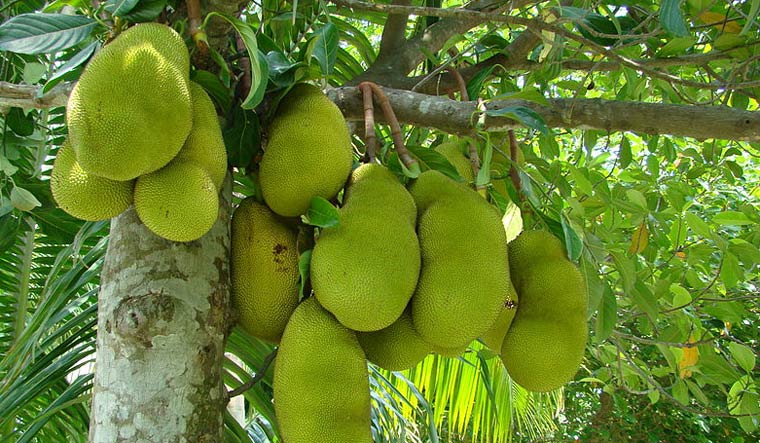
[186,0,208,56]
[227,349,278,399]
[508,129,521,196]
[359,82,377,162]
[358,82,418,170]
[613,331,718,348]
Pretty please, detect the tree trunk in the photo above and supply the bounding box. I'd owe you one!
[88,185,232,443]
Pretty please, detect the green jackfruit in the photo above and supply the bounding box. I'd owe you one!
[134,162,218,242]
[312,164,420,331]
[67,23,191,181]
[274,297,372,443]
[409,170,509,348]
[50,143,133,221]
[231,198,300,343]
[173,82,227,190]
[435,140,474,182]
[501,230,588,392]
[259,84,353,216]
[357,309,432,371]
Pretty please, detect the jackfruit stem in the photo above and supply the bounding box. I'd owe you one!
[359,82,417,170]
[446,67,482,186]
[359,82,377,162]
[508,129,522,198]
[227,348,278,400]
[187,0,208,55]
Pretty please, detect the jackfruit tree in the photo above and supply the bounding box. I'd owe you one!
[0,1,759,443]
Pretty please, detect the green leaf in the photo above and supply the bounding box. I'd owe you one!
[490,88,549,106]
[728,342,755,373]
[6,107,34,137]
[685,212,712,238]
[104,0,140,16]
[501,200,523,243]
[22,62,46,84]
[657,37,695,56]
[670,283,691,307]
[672,379,689,404]
[719,252,742,288]
[0,13,98,54]
[486,106,549,135]
[660,0,689,37]
[298,249,312,300]
[222,107,261,169]
[302,197,340,228]
[120,0,168,22]
[0,153,18,176]
[561,216,583,261]
[306,23,338,76]
[619,136,632,169]
[475,140,493,187]
[466,66,496,100]
[625,189,648,211]
[205,13,265,109]
[406,146,460,180]
[10,186,42,212]
[632,281,659,321]
[741,0,760,35]
[596,287,617,341]
[713,211,753,226]
[44,41,99,92]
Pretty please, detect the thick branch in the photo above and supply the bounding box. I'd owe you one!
[374,0,412,68]
[328,86,760,141]
[0,81,72,110]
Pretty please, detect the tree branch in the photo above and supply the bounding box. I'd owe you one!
[328,86,760,141]
[227,349,278,399]
[374,0,412,69]
[0,81,72,111]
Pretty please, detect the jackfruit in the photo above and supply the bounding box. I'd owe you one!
[480,282,518,352]
[231,198,300,343]
[134,161,218,242]
[173,82,227,190]
[274,297,372,443]
[501,230,588,392]
[409,170,509,348]
[259,84,353,216]
[67,23,192,181]
[50,143,133,221]
[435,140,474,182]
[312,164,420,331]
[357,309,432,371]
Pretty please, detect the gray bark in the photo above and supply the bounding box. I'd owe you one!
[89,184,232,443]
[329,86,760,142]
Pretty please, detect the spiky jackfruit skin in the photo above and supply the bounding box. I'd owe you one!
[231,198,300,343]
[501,230,588,392]
[274,298,372,443]
[174,82,227,190]
[312,164,420,331]
[480,282,518,352]
[67,23,191,181]
[134,162,218,242]
[259,84,352,217]
[409,170,510,348]
[50,143,133,221]
[435,141,474,182]
[357,309,432,371]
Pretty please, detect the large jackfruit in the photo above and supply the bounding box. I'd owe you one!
[274,297,372,443]
[173,82,228,190]
[231,198,300,343]
[67,23,192,181]
[259,84,352,217]
[134,161,218,242]
[409,170,509,348]
[50,143,133,221]
[501,230,588,392]
[312,164,420,331]
[357,309,432,371]
[435,140,474,183]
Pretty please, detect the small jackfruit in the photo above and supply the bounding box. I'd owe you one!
[231,198,300,343]
[274,297,372,443]
[259,84,352,216]
[409,170,510,349]
[500,230,588,392]
[312,164,420,331]
[50,143,133,221]
[357,309,432,371]
[134,162,218,242]
[435,140,474,182]
[67,23,192,180]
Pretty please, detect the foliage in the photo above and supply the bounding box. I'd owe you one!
[1,0,759,442]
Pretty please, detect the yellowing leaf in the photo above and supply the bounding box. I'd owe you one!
[629,222,649,254]
[699,12,743,33]
[678,336,700,379]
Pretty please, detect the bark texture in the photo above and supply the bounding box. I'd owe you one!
[329,86,760,141]
[89,185,232,443]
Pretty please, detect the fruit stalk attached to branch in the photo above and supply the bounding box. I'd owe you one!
[446,67,481,182]
[358,82,377,162]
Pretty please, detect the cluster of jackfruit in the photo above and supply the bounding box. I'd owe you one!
[229,85,589,442]
[53,23,227,242]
